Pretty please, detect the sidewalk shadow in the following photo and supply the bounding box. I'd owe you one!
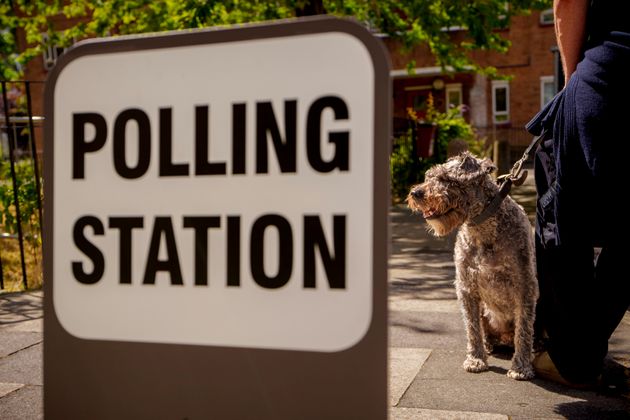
[531,369,630,419]
[0,292,43,325]
[534,381,630,419]
[389,205,457,302]
[552,400,630,420]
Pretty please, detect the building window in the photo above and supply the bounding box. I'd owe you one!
[492,80,510,124]
[412,94,428,112]
[540,9,554,25]
[540,76,555,108]
[445,83,463,113]
[42,33,68,70]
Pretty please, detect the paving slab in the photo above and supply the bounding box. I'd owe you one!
[389,297,460,313]
[389,347,432,406]
[391,407,508,420]
[0,343,43,386]
[388,266,456,302]
[0,383,23,398]
[1,319,43,334]
[0,332,42,358]
[389,310,467,350]
[0,385,43,420]
[610,315,630,366]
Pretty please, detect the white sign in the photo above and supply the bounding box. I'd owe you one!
[52,29,375,352]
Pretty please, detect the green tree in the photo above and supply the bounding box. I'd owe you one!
[1,0,551,80]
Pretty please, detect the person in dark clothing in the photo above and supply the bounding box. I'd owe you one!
[527,0,630,389]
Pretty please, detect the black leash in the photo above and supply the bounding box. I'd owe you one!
[469,129,548,226]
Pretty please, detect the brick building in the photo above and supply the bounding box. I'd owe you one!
[385,8,558,168]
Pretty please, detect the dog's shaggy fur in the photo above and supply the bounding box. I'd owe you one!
[407,152,538,380]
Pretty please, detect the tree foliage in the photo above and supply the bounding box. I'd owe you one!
[1,0,551,80]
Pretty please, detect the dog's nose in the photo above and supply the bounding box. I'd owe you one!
[411,188,424,199]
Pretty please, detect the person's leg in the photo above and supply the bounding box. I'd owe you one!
[535,240,629,385]
[595,244,630,341]
[533,235,553,345]
[536,240,604,384]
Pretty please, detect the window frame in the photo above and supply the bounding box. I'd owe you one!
[540,8,554,26]
[540,75,555,108]
[445,83,463,114]
[41,33,74,70]
[491,80,510,124]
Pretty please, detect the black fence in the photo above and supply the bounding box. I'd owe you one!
[0,81,44,291]
[476,126,535,174]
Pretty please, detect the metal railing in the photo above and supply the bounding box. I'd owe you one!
[394,118,537,174]
[0,81,44,291]
[476,126,535,174]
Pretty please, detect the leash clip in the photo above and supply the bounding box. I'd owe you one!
[497,156,528,187]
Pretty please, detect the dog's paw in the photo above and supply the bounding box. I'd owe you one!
[463,356,488,373]
[507,366,535,380]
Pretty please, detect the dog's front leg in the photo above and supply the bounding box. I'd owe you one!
[507,301,536,380]
[456,285,488,373]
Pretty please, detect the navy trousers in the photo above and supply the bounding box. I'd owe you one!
[528,32,630,383]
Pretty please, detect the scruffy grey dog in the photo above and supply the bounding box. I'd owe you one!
[407,152,538,380]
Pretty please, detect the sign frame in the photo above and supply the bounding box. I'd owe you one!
[44,16,390,419]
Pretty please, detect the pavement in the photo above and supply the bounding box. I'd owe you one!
[1,180,629,419]
[0,291,43,420]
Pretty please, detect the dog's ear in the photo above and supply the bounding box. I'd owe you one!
[481,158,496,175]
[458,153,479,173]
[456,153,494,182]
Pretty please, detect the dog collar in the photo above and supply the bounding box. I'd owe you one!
[468,178,514,226]
[469,129,548,226]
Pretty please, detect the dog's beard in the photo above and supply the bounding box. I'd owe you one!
[425,209,463,236]
[407,195,463,237]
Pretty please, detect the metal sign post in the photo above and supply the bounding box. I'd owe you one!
[44,16,390,419]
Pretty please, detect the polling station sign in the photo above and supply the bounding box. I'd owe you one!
[44,16,389,419]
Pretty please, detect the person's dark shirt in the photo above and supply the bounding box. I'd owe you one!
[586,0,630,48]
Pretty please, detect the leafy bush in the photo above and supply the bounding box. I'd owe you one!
[390,130,418,203]
[0,158,43,291]
[390,95,489,202]
[0,158,41,247]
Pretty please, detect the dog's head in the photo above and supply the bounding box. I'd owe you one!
[406,152,496,236]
